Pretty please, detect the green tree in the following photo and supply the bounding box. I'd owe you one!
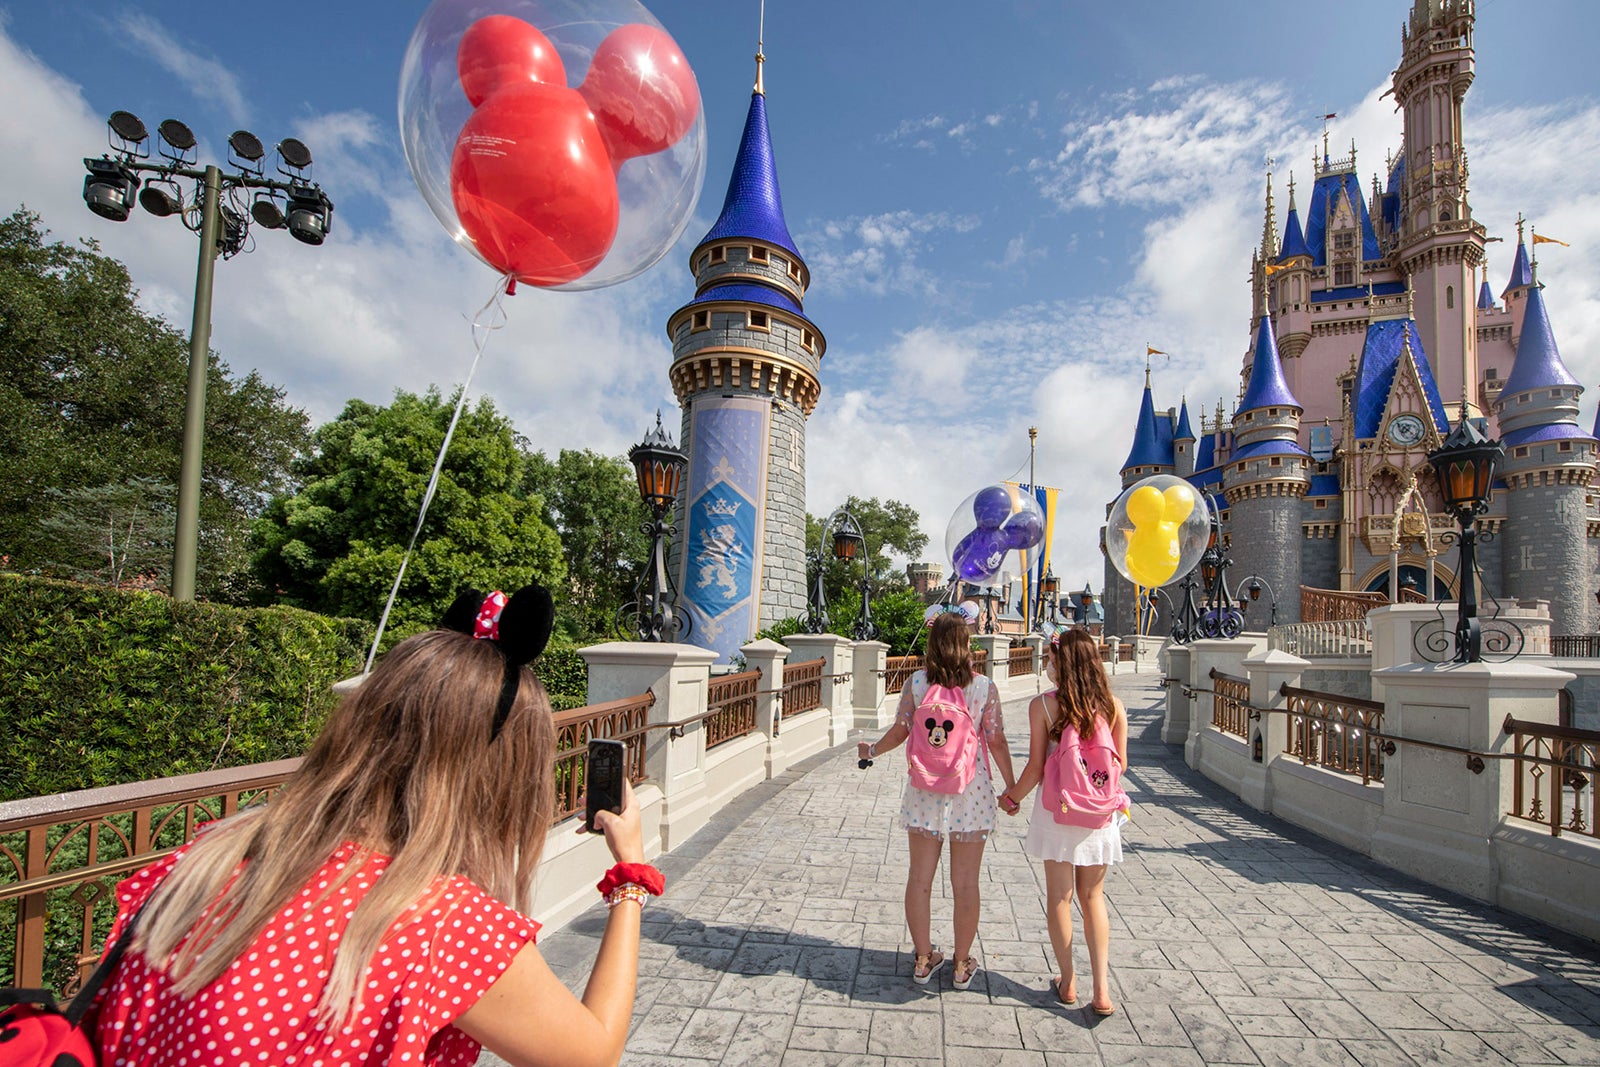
[36,477,175,588]
[806,495,930,609]
[251,389,565,637]
[825,587,928,655]
[0,208,309,599]
[522,448,651,640]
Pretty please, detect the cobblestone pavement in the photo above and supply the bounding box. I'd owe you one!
[499,673,1600,1066]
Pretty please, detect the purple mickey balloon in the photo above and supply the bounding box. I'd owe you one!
[1000,508,1043,551]
[953,526,1007,582]
[972,485,1012,529]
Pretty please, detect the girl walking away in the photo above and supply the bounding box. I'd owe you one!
[857,612,1017,989]
[1000,628,1128,1016]
[87,583,660,1067]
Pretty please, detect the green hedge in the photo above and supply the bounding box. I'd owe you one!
[0,573,371,803]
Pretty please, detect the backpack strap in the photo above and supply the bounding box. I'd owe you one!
[62,870,165,1025]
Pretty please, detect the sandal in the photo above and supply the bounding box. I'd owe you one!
[1050,975,1077,1006]
[953,957,979,990]
[1091,996,1117,1017]
[911,950,945,986]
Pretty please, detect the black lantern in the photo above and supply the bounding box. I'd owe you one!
[807,506,877,640]
[1041,571,1059,624]
[1426,411,1504,662]
[625,412,689,642]
[1241,575,1279,627]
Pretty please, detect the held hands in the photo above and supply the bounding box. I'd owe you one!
[857,741,875,769]
[579,778,645,864]
[997,789,1021,817]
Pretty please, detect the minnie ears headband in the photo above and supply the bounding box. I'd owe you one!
[440,583,555,741]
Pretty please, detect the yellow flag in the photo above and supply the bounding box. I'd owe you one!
[1146,345,1166,356]
[1533,232,1570,247]
[1264,261,1290,275]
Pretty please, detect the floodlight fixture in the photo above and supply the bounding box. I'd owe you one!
[250,191,286,230]
[107,110,148,145]
[284,184,333,245]
[138,178,182,218]
[157,118,196,153]
[276,137,312,170]
[228,129,265,162]
[82,157,140,221]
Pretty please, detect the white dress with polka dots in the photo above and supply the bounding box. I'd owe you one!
[896,671,1005,843]
[93,841,537,1066]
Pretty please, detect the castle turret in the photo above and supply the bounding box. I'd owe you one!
[1275,175,1315,372]
[1224,307,1311,624]
[665,44,823,661]
[1174,398,1196,478]
[1500,224,1535,349]
[1119,369,1174,487]
[1494,279,1597,634]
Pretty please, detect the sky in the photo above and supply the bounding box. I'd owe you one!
[3,0,1598,596]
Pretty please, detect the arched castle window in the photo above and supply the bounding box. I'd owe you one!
[1368,467,1401,517]
[1446,285,1455,309]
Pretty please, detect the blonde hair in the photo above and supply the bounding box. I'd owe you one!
[924,613,974,688]
[1046,629,1114,742]
[131,630,556,1028]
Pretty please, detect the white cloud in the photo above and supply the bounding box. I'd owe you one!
[805,210,980,298]
[115,13,249,125]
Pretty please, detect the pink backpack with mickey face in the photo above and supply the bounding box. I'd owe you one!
[1043,704,1127,827]
[905,680,981,794]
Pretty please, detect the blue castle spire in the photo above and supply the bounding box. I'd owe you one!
[1502,237,1533,297]
[1500,283,1579,398]
[1239,312,1301,412]
[1121,373,1170,471]
[1279,177,1311,261]
[1478,277,1495,309]
[698,91,799,258]
[1175,398,1195,441]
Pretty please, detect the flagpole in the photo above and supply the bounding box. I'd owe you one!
[1027,426,1037,634]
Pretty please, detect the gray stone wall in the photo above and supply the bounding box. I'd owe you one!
[1227,495,1304,624]
[762,399,810,627]
[1300,513,1341,593]
[691,245,806,305]
[1504,482,1593,635]
[673,314,822,378]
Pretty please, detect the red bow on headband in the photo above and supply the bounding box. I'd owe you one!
[474,591,508,642]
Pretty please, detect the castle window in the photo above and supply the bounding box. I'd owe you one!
[695,254,709,272]
[788,259,803,281]
[1270,457,1282,467]
[1515,446,1529,458]
[749,246,769,264]
[748,310,770,331]
[1334,264,1354,286]
[691,310,710,331]
[1559,441,1573,453]
[801,329,816,352]
[1334,232,1354,251]
[1446,285,1455,309]
[709,246,726,264]
[1315,499,1327,508]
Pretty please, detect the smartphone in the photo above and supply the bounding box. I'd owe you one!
[584,739,626,834]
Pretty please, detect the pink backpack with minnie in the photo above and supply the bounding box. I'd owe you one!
[1043,702,1127,827]
[905,679,981,794]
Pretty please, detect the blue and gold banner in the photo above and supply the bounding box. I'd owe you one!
[678,397,770,663]
[1012,482,1059,631]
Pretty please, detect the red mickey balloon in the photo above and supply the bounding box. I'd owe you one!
[579,23,700,165]
[457,14,567,108]
[450,82,620,286]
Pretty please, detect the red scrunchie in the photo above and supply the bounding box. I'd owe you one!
[596,862,665,898]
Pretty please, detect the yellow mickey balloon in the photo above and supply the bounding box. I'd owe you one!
[1163,484,1195,523]
[1123,485,1183,587]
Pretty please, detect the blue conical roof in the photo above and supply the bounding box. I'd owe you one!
[1592,402,1600,441]
[1239,314,1301,411]
[1352,319,1451,439]
[1477,279,1494,309]
[1175,399,1195,441]
[698,92,799,258]
[1502,239,1533,296]
[1121,382,1170,470]
[1500,284,1579,397]
[1279,205,1310,261]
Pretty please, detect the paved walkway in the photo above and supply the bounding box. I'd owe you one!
[510,674,1600,1066]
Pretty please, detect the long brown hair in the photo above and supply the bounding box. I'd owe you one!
[1046,629,1114,742]
[131,629,557,1027]
[925,612,974,688]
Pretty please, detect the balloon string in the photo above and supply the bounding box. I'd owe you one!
[363,272,514,674]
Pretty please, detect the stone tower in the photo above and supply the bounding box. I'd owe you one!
[1103,370,1176,635]
[1224,306,1311,625]
[666,46,824,663]
[1495,278,1597,635]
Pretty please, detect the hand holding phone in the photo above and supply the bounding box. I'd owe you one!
[584,739,626,834]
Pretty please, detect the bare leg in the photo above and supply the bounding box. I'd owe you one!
[1043,859,1077,1001]
[949,838,988,972]
[906,832,943,963]
[1075,863,1113,1012]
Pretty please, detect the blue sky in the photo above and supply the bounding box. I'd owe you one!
[3,1,1597,591]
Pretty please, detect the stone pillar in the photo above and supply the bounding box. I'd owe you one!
[740,638,790,779]
[580,641,716,851]
[850,640,890,729]
[1161,643,1194,745]
[973,634,1009,684]
[1367,604,1447,701]
[1239,649,1309,811]
[1184,637,1261,769]
[784,633,855,745]
[1022,634,1047,681]
[1369,660,1570,902]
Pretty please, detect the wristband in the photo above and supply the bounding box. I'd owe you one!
[597,861,665,898]
[606,884,650,909]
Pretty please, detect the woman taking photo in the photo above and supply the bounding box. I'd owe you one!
[857,611,1017,989]
[89,584,656,1067]
[1000,627,1127,1016]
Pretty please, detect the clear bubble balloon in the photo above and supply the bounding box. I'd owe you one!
[1105,476,1212,589]
[945,484,1046,586]
[399,0,707,290]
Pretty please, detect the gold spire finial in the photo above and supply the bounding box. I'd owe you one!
[1516,211,1526,245]
[1405,277,1415,319]
[754,0,766,95]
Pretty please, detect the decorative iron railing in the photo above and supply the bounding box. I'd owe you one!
[1007,646,1033,678]
[1505,716,1598,840]
[973,649,989,675]
[550,690,655,819]
[1268,619,1372,657]
[884,656,922,695]
[704,669,761,749]
[1300,585,1388,623]
[1550,634,1600,658]
[1282,685,1386,784]
[780,658,824,719]
[1209,669,1251,738]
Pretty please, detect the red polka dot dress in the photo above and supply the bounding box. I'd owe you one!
[92,842,539,1066]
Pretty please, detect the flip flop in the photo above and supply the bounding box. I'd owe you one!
[1050,976,1077,1006]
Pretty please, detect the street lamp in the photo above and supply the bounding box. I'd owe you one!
[1426,410,1504,662]
[1240,576,1279,627]
[1077,583,1094,626]
[806,506,877,640]
[625,412,689,642]
[1040,571,1059,625]
[1195,496,1244,639]
[81,111,334,601]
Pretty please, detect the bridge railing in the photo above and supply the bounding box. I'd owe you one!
[1208,669,1251,738]
[1282,685,1386,784]
[1505,717,1599,841]
[780,658,824,718]
[704,669,761,749]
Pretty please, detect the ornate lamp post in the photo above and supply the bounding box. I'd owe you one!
[980,585,999,634]
[1426,413,1504,663]
[806,507,876,639]
[81,111,334,601]
[625,413,688,642]
[1195,498,1244,639]
[1077,583,1094,626]
[1040,570,1059,626]
[1240,576,1279,627]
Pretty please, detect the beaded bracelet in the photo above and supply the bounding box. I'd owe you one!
[606,883,650,910]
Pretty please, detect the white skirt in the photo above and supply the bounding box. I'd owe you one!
[1022,793,1125,866]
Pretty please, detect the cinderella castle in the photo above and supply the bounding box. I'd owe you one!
[1104,0,1598,638]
